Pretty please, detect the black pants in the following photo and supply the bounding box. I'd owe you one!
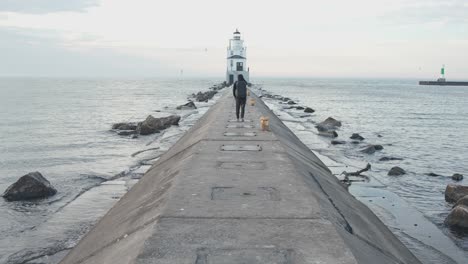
[235,97,246,119]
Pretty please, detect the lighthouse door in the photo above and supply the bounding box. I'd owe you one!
[236,62,243,71]
[229,74,234,85]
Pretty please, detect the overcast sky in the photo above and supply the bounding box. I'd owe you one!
[0,0,467,79]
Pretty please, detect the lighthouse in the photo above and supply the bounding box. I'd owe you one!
[226,29,249,85]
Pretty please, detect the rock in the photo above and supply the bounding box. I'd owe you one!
[112,122,138,130]
[426,172,442,177]
[445,205,468,229]
[373,145,384,150]
[360,145,383,154]
[379,157,403,161]
[331,140,346,145]
[316,117,342,131]
[118,130,138,136]
[452,173,464,181]
[445,184,468,203]
[351,141,360,144]
[454,195,468,207]
[194,90,217,102]
[295,106,305,110]
[287,101,297,105]
[350,133,365,141]
[176,101,197,110]
[388,166,406,176]
[318,131,338,138]
[3,172,57,201]
[304,107,315,113]
[282,97,291,102]
[138,115,181,135]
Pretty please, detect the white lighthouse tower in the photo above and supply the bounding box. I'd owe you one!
[226,29,249,85]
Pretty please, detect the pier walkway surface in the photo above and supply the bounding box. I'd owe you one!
[61,90,421,264]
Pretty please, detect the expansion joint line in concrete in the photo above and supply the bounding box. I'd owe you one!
[201,138,280,142]
[159,216,321,220]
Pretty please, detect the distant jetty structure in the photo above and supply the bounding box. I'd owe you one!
[226,29,249,85]
[419,65,468,86]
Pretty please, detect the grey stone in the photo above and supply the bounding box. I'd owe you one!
[318,130,338,138]
[3,172,57,201]
[388,166,406,176]
[445,205,468,229]
[452,173,464,181]
[360,145,383,154]
[316,117,342,131]
[138,115,180,135]
[379,157,403,161]
[295,106,305,110]
[195,90,217,102]
[350,133,365,141]
[118,130,138,136]
[112,122,138,130]
[176,101,197,110]
[287,100,297,105]
[331,140,346,145]
[426,172,441,177]
[304,107,315,113]
[454,195,468,207]
[445,184,468,203]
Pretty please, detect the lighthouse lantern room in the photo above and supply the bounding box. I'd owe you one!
[226,29,249,85]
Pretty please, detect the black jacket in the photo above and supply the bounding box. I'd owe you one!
[233,80,247,98]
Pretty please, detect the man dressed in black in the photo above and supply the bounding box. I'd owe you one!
[233,74,248,122]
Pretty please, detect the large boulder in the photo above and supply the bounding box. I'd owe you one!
[445,184,468,203]
[360,145,384,154]
[379,157,403,161]
[454,195,468,207]
[3,172,57,201]
[138,115,181,135]
[331,140,346,145]
[112,122,138,130]
[304,107,315,113]
[350,133,365,141]
[452,173,464,181]
[316,117,342,131]
[388,166,406,176]
[445,205,468,229]
[176,101,197,110]
[318,131,338,138]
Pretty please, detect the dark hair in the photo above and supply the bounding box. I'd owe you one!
[238,74,246,82]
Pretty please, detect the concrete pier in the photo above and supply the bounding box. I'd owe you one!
[61,90,421,264]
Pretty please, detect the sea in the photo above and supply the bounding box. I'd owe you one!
[0,78,467,263]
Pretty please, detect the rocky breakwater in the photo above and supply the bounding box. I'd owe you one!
[444,183,468,229]
[113,115,181,137]
[2,171,57,201]
[191,82,228,102]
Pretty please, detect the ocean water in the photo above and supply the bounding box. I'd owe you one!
[254,78,468,263]
[0,78,221,263]
[0,78,467,263]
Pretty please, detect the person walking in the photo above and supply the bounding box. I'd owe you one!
[233,74,248,122]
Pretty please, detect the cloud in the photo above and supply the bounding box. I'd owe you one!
[0,0,99,14]
[0,28,176,77]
